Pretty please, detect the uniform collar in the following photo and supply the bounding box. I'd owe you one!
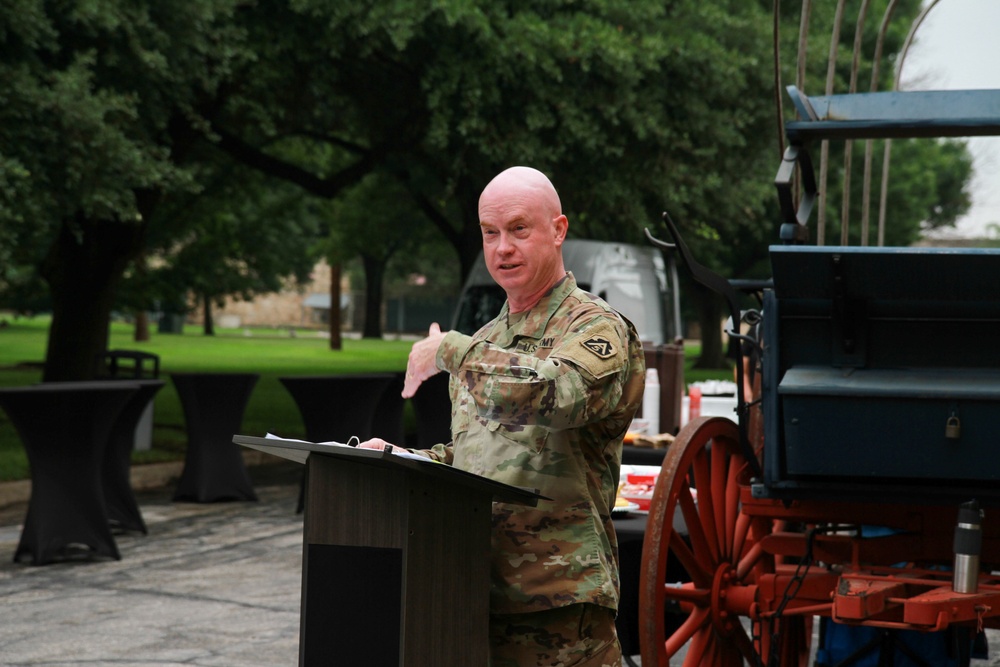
[495,272,576,341]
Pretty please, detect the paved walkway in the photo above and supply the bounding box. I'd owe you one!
[0,462,304,667]
[1,461,997,666]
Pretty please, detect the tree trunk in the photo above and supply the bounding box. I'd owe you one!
[40,216,143,381]
[134,311,150,342]
[458,229,483,285]
[133,251,150,342]
[361,254,384,339]
[328,262,342,350]
[203,293,215,336]
[692,283,729,370]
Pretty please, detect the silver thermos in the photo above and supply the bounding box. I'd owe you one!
[953,500,983,594]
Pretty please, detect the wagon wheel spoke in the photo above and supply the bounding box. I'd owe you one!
[737,536,768,580]
[731,621,757,663]
[711,434,729,554]
[668,531,712,589]
[666,606,710,656]
[690,444,721,562]
[725,456,742,559]
[731,511,752,564]
[664,582,710,607]
[640,416,806,667]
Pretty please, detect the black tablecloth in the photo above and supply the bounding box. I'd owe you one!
[0,381,140,564]
[613,509,688,657]
[622,445,667,466]
[171,373,260,502]
[103,379,166,533]
[614,512,648,657]
[278,373,399,443]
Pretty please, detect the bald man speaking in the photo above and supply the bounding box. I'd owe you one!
[361,166,645,667]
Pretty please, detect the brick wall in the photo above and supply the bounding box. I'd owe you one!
[190,260,349,330]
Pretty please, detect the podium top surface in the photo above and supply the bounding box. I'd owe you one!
[233,434,545,506]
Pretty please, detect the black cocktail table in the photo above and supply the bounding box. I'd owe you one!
[171,372,259,502]
[103,379,166,532]
[0,381,140,564]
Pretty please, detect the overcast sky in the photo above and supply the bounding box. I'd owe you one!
[902,0,1000,238]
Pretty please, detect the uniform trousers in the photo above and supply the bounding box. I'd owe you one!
[489,602,622,667]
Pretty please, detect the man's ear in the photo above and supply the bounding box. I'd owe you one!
[553,214,568,245]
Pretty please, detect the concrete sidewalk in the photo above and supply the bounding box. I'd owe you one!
[0,462,304,667]
[1,461,997,666]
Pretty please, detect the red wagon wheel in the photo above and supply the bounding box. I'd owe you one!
[638,416,810,666]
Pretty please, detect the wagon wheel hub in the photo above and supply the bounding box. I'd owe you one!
[708,562,759,636]
[709,564,740,635]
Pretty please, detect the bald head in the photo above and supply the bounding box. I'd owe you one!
[479,166,563,222]
[478,166,568,312]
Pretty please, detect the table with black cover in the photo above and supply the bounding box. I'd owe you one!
[278,373,401,445]
[279,372,402,512]
[371,371,406,446]
[0,381,140,564]
[622,445,668,466]
[170,372,260,502]
[409,371,453,449]
[103,379,166,533]
[613,509,689,661]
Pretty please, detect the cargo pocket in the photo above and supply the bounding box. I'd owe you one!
[451,393,472,437]
[491,420,550,455]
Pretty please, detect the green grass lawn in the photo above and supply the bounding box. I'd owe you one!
[0,315,731,481]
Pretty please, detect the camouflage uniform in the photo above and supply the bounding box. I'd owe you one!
[420,273,645,616]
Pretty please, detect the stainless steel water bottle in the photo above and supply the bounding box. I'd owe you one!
[953,500,983,594]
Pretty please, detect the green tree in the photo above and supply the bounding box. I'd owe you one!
[320,172,442,338]
[208,0,782,342]
[0,1,254,380]
[130,161,322,336]
[0,0,977,380]
[679,0,975,368]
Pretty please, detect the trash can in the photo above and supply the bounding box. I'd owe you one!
[100,350,161,451]
[641,342,685,435]
[158,312,185,334]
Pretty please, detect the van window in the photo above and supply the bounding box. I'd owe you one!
[451,241,679,344]
[453,285,506,334]
[454,281,595,335]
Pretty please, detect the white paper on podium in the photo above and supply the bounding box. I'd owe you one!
[235,433,543,505]
[255,433,440,466]
[265,432,359,448]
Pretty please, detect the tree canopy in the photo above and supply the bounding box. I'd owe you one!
[0,0,978,378]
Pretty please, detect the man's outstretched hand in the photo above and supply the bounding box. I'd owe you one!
[402,322,447,398]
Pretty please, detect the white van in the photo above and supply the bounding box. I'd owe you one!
[451,239,680,345]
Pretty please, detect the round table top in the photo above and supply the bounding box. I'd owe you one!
[0,381,142,394]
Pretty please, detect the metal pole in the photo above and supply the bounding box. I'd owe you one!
[818,0,848,246]
[877,0,943,246]
[840,0,872,246]
[860,0,901,246]
[774,0,786,163]
[792,0,813,215]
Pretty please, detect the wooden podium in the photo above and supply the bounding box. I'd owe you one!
[233,435,542,666]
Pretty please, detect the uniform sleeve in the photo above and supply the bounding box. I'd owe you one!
[410,442,454,464]
[435,315,630,432]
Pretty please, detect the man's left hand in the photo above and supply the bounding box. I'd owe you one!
[402,322,447,398]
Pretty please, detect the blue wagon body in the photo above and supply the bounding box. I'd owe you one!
[638,83,1000,667]
[758,245,1000,503]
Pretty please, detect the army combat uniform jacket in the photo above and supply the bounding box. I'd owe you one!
[421,273,645,615]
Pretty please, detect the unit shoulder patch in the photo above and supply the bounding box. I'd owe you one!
[581,336,615,359]
[553,319,625,379]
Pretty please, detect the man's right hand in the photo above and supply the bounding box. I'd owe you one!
[356,438,407,453]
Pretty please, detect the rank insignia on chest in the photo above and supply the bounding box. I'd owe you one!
[581,336,615,358]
